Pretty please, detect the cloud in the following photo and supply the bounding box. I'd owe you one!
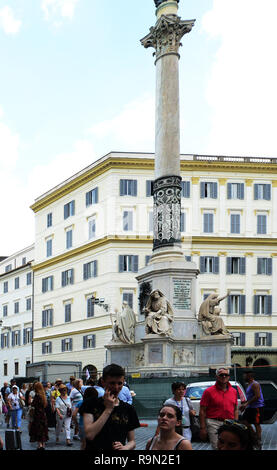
[41,0,80,24]
[0,6,21,34]
[88,94,155,153]
[201,0,277,157]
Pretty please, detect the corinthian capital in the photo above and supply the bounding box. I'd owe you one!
[141,15,195,61]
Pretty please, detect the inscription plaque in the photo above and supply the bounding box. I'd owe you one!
[173,278,191,309]
[149,345,163,364]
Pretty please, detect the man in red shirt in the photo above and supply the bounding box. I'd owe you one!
[199,367,238,449]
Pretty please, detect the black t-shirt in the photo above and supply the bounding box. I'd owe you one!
[80,397,140,451]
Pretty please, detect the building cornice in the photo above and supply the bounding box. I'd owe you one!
[30,154,277,213]
[32,235,277,272]
[33,324,112,342]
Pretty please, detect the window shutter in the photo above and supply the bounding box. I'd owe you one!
[120,179,124,196]
[227,295,232,314]
[64,204,69,219]
[180,213,185,232]
[42,310,46,327]
[62,340,65,352]
[257,258,262,274]
[62,271,66,287]
[49,342,52,354]
[226,257,232,274]
[254,333,259,346]
[267,333,272,346]
[42,343,45,354]
[239,183,244,200]
[266,295,272,315]
[199,257,205,273]
[240,333,246,346]
[50,276,53,290]
[267,258,272,275]
[94,187,99,203]
[200,182,205,198]
[92,335,96,348]
[83,336,87,349]
[94,260,98,277]
[18,331,21,346]
[50,309,53,326]
[203,214,209,232]
[42,278,46,293]
[227,183,232,199]
[254,295,259,315]
[70,269,74,284]
[7,333,9,348]
[119,255,124,272]
[12,332,15,347]
[212,182,218,199]
[85,191,90,207]
[83,263,88,280]
[132,180,137,196]
[254,184,258,200]
[23,329,26,345]
[239,257,246,275]
[265,184,271,201]
[213,257,219,274]
[71,200,75,216]
[133,255,139,273]
[239,295,246,315]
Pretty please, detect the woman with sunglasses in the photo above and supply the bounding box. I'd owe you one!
[217,419,258,451]
[146,405,193,450]
[55,384,73,446]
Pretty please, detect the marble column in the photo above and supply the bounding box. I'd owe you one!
[141,0,195,260]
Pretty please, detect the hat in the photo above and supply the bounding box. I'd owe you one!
[12,385,18,389]
[55,378,62,383]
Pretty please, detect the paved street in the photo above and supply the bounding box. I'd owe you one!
[1,415,277,451]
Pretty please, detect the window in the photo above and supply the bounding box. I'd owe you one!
[14,277,19,289]
[87,298,95,318]
[14,362,19,375]
[3,305,8,317]
[203,213,214,233]
[47,212,52,227]
[26,298,32,311]
[254,295,272,315]
[257,215,267,234]
[23,328,32,345]
[4,363,8,375]
[200,182,217,199]
[145,255,151,266]
[5,264,12,273]
[42,308,53,327]
[255,333,272,347]
[88,216,96,239]
[83,261,98,280]
[232,333,245,346]
[181,181,190,198]
[12,331,20,347]
[123,211,133,231]
[61,269,74,287]
[26,272,32,285]
[42,342,52,354]
[42,276,54,293]
[86,188,98,206]
[119,255,138,273]
[120,179,137,196]
[230,214,240,234]
[83,334,96,349]
[65,304,71,323]
[14,302,19,314]
[200,256,219,274]
[66,229,73,249]
[226,257,246,275]
[146,180,153,197]
[227,295,245,315]
[227,183,244,200]
[46,239,52,257]
[180,212,186,232]
[62,338,73,352]
[123,292,133,309]
[254,184,271,201]
[1,333,9,348]
[22,257,26,265]
[257,258,272,275]
[3,281,8,293]
[64,200,75,219]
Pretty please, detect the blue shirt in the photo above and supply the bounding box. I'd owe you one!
[118,386,132,405]
[94,385,105,398]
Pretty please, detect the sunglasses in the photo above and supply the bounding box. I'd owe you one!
[223,419,248,431]
[218,374,230,378]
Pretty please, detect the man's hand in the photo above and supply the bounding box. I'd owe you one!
[200,428,208,441]
[103,391,117,411]
[112,441,124,450]
[189,409,196,417]
[239,403,247,412]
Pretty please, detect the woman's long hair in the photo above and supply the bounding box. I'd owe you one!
[34,382,47,408]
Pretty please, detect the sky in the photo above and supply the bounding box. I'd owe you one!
[1,0,277,255]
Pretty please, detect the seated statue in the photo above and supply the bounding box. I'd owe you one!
[110,301,136,344]
[143,289,174,336]
[198,293,230,336]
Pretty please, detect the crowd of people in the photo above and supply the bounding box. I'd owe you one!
[0,365,265,451]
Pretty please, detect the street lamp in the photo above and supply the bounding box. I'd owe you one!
[90,296,109,312]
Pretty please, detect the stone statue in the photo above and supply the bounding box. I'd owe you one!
[198,293,230,336]
[143,289,174,336]
[110,301,136,344]
[154,0,179,6]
